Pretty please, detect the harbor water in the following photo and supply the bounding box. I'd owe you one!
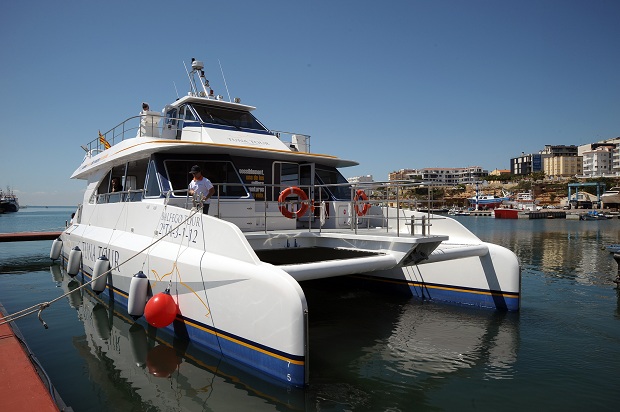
[1,207,620,411]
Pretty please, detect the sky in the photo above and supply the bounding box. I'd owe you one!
[1,0,619,206]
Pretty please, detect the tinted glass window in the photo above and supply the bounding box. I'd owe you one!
[145,160,161,197]
[316,167,352,200]
[191,104,267,131]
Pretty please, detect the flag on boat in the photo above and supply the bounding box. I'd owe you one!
[99,131,111,149]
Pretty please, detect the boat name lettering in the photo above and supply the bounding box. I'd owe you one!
[160,212,201,227]
[80,241,121,273]
[227,137,270,146]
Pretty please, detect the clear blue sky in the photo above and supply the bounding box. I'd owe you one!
[1,0,618,206]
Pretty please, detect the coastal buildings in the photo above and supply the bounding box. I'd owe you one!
[510,153,543,176]
[540,145,582,178]
[388,166,488,186]
[581,145,614,177]
[389,137,619,185]
[347,175,374,184]
[578,138,620,177]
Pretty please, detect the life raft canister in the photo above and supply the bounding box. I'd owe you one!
[278,186,310,219]
[354,189,371,216]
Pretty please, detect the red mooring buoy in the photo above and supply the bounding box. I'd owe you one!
[144,290,178,328]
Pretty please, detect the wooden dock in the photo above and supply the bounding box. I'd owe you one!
[0,232,62,242]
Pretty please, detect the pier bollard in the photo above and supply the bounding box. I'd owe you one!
[613,253,620,286]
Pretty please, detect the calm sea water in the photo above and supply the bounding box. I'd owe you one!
[1,207,620,411]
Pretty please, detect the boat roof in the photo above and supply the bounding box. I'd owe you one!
[72,135,358,179]
[169,94,256,112]
[72,58,359,179]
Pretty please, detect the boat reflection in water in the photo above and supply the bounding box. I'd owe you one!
[302,279,519,410]
[51,264,306,411]
[50,264,518,410]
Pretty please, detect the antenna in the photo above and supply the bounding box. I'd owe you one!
[219,59,231,102]
[183,60,197,95]
[173,81,179,99]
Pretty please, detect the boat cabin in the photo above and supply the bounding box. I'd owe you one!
[79,91,369,233]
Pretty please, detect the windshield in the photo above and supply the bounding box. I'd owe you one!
[315,167,352,200]
[191,104,267,131]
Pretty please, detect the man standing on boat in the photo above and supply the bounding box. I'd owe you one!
[188,165,215,214]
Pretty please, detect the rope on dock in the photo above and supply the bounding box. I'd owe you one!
[0,203,204,328]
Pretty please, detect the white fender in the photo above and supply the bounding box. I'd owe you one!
[67,246,82,277]
[50,238,62,260]
[128,271,149,319]
[92,256,110,294]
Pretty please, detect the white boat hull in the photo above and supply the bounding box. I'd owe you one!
[59,202,520,386]
[61,202,308,386]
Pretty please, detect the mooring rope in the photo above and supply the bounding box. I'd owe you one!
[0,203,204,328]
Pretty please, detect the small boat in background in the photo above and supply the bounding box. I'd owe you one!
[605,244,620,253]
[494,191,541,219]
[580,211,607,221]
[467,185,510,210]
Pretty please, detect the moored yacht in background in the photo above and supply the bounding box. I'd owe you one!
[0,187,20,213]
[52,57,521,387]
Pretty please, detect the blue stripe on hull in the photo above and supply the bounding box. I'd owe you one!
[408,282,520,311]
[354,275,520,311]
[80,268,306,386]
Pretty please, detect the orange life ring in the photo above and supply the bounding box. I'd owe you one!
[278,186,309,219]
[354,189,371,216]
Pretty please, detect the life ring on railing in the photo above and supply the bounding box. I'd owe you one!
[278,186,309,219]
[354,189,371,216]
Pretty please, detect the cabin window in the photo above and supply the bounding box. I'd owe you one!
[190,104,267,131]
[181,105,197,121]
[144,160,161,197]
[315,167,352,200]
[165,108,178,126]
[92,160,148,204]
[164,160,249,198]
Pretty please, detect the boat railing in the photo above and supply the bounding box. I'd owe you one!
[156,180,438,236]
[270,131,312,152]
[94,189,145,204]
[84,115,150,153]
[90,179,442,237]
[84,115,313,154]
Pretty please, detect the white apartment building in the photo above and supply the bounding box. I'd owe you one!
[578,138,620,177]
[388,167,488,186]
[347,175,374,184]
[582,146,613,177]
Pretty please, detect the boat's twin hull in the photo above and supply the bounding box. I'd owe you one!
[57,203,520,386]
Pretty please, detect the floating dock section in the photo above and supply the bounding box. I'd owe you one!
[0,231,62,242]
[0,304,67,411]
[494,209,566,219]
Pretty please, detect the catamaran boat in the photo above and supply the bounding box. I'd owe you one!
[51,57,521,387]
